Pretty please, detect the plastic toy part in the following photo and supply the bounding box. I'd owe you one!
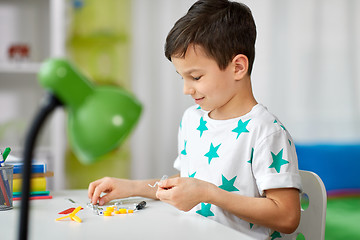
[87,200,147,216]
[56,206,83,223]
[58,207,83,214]
[106,206,115,212]
[119,209,127,214]
[104,211,112,216]
[148,175,168,188]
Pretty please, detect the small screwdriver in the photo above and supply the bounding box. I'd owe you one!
[135,201,146,210]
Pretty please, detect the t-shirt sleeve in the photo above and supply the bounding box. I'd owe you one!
[252,129,302,196]
[173,143,181,171]
[173,116,185,171]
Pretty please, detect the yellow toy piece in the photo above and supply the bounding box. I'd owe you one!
[104,211,112,216]
[106,206,115,212]
[56,206,82,223]
[119,208,127,214]
[128,209,134,213]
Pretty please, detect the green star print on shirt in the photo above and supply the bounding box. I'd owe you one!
[232,119,250,139]
[219,175,239,192]
[181,140,187,155]
[247,148,254,164]
[196,203,214,217]
[269,149,289,173]
[188,172,196,178]
[197,117,208,137]
[204,143,221,164]
[270,231,282,239]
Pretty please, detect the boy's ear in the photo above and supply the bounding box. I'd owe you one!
[232,54,248,80]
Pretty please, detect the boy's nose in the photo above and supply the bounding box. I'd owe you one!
[183,80,195,95]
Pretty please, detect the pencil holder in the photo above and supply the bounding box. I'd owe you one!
[0,165,13,210]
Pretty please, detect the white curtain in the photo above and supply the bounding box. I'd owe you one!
[130,0,360,179]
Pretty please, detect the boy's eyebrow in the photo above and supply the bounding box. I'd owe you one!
[176,68,201,75]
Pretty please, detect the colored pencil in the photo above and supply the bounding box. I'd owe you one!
[0,172,11,206]
[13,195,52,201]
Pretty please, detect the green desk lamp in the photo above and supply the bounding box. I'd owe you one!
[18,59,142,240]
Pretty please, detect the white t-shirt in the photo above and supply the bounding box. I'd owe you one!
[174,104,302,239]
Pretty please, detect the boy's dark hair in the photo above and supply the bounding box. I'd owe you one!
[165,0,257,75]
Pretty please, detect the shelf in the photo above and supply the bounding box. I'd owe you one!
[0,0,67,191]
[0,0,50,65]
[0,62,42,74]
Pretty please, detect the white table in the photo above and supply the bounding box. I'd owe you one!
[0,190,255,240]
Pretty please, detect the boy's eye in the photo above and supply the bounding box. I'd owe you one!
[193,76,202,80]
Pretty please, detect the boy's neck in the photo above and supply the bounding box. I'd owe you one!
[208,77,257,120]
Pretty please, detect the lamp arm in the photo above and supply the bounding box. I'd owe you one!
[18,93,63,240]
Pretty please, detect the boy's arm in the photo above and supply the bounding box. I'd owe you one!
[208,185,300,234]
[131,173,180,199]
[156,177,300,234]
[88,174,180,205]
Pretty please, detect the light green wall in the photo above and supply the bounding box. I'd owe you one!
[65,0,133,188]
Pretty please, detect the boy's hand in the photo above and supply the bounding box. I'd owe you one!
[88,177,134,205]
[156,177,213,212]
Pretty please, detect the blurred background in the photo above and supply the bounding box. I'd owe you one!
[0,0,359,239]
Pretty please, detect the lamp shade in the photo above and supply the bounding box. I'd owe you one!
[38,58,142,164]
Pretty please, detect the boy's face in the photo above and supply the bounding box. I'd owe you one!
[171,45,240,117]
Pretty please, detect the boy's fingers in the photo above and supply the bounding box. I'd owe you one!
[158,177,177,188]
[88,180,100,199]
[91,183,107,204]
[99,197,107,206]
[88,186,94,200]
[156,188,169,200]
[99,192,115,205]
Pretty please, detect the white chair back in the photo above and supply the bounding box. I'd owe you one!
[283,170,327,240]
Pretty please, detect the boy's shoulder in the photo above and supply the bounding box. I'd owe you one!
[247,104,290,139]
[248,104,278,124]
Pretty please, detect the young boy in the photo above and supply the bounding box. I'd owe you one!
[88,0,302,239]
